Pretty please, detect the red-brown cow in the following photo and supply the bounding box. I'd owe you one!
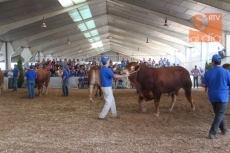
[88,66,102,102]
[124,62,195,116]
[0,70,4,94]
[35,69,50,96]
[222,63,230,70]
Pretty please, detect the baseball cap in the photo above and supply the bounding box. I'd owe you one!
[101,57,110,64]
[30,65,34,69]
[212,54,221,62]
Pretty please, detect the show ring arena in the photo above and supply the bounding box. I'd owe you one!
[1,88,230,152]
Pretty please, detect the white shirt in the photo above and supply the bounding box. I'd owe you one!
[8,71,13,77]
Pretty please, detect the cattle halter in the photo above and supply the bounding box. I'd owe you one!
[128,70,138,75]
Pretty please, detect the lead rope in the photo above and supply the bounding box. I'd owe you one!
[128,70,138,75]
[124,70,139,88]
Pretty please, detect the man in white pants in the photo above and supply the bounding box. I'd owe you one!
[98,57,129,120]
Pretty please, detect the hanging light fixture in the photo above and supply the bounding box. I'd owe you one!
[163,17,168,27]
[146,37,149,43]
[41,17,47,28]
[138,47,139,51]
[107,36,112,39]
[67,37,71,44]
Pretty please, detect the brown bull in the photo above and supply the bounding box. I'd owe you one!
[35,69,50,96]
[124,62,195,116]
[0,70,4,94]
[88,66,102,102]
[222,63,230,70]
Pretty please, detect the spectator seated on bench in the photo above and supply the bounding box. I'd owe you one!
[77,69,85,77]
[70,67,77,77]
[83,75,88,88]
[78,76,84,88]
[117,79,124,88]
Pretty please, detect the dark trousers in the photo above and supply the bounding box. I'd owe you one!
[27,80,35,99]
[12,78,18,91]
[62,79,69,96]
[193,76,198,88]
[209,102,228,135]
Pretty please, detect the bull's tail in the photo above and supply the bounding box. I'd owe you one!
[2,83,6,91]
[0,83,6,94]
[184,88,195,110]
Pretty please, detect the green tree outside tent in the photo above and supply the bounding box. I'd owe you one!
[205,59,212,70]
[17,58,24,88]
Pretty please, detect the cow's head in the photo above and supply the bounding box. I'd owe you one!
[223,63,230,71]
[123,62,140,75]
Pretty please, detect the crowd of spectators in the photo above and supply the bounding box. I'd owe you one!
[1,57,182,89]
[120,57,179,68]
[2,57,180,80]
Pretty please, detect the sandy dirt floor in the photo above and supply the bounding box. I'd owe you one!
[0,87,230,153]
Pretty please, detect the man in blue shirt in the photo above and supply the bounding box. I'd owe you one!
[121,58,126,68]
[70,67,77,77]
[78,76,83,88]
[24,65,37,99]
[61,67,69,96]
[12,64,20,92]
[98,57,129,120]
[77,69,85,77]
[84,75,88,84]
[202,54,230,139]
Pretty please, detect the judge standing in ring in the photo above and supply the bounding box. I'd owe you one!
[61,66,69,96]
[12,64,20,92]
[98,57,129,120]
[24,65,37,99]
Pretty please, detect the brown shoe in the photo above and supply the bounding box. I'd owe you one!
[98,117,107,121]
[111,116,120,119]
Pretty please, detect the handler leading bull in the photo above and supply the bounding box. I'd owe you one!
[124,62,195,116]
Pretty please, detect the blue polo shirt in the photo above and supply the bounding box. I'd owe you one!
[13,67,19,78]
[121,61,126,67]
[202,66,230,102]
[84,77,88,82]
[100,66,115,87]
[62,71,69,80]
[78,77,83,82]
[70,71,76,77]
[25,70,37,81]
[78,71,84,77]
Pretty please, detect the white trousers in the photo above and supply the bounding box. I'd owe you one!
[99,87,117,118]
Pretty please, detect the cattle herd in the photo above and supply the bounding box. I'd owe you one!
[1,63,230,116]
